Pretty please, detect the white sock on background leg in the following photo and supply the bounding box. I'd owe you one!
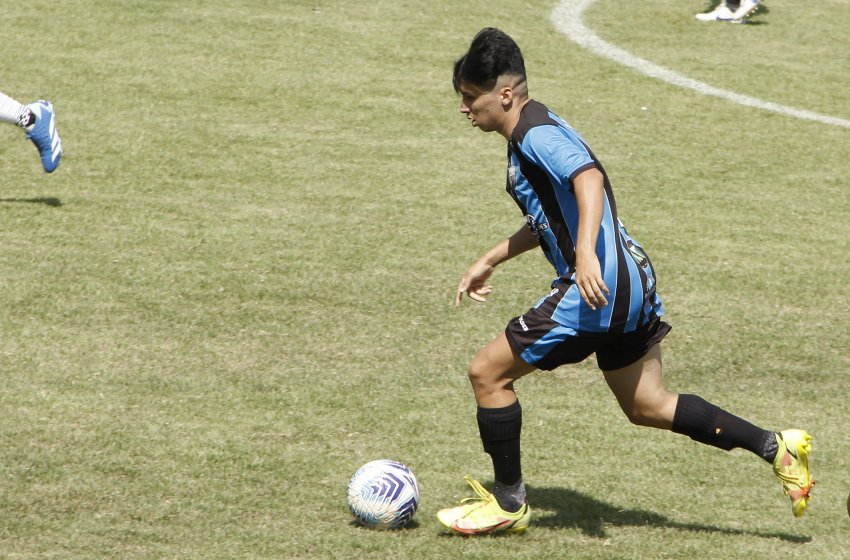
[0,92,31,127]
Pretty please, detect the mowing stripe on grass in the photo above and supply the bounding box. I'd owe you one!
[551,0,850,129]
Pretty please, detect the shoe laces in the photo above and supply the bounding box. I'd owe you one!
[459,476,496,507]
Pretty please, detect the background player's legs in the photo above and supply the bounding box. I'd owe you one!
[0,91,61,172]
[0,92,33,127]
[695,1,739,21]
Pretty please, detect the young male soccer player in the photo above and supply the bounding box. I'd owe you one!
[437,28,813,535]
[0,91,62,172]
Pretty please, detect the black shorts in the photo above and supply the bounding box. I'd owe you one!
[505,312,671,372]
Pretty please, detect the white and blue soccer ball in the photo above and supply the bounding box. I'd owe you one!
[347,459,420,529]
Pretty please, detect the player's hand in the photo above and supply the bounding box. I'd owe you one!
[575,253,609,310]
[455,260,495,306]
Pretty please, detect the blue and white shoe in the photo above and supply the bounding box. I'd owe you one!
[26,100,62,173]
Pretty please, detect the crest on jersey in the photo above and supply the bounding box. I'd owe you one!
[627,240,649,269]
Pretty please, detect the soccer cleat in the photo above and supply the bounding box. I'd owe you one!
[730,0,760,21]
[437,476,531,535]
[772,429,814,517]
[26,100,62,173]
[695,4,735,21]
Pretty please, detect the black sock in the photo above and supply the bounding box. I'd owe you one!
[672,394,777,463]
[477,400,523,511]
[477,400,522,487]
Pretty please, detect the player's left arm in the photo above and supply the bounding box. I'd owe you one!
[573,167,609,310]
[454,225,538,306]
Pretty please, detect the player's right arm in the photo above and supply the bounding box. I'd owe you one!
[455,225,538,306]
[573,167,609,311]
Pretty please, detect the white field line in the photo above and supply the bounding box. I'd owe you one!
[550,0,850,129]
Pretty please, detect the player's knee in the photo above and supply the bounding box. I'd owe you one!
[622,395,675,428]
[466,357,502,394]
[623,405,657,426]
[466,359,490,388]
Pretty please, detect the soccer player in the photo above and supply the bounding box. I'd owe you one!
[0,91,62,172]
[437,28,813,535]
[696,0,761,22]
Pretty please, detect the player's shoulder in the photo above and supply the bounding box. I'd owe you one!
[515,102,586,158]
[512,100,559,144]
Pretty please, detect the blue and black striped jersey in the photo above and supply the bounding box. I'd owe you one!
[507,100,664,333]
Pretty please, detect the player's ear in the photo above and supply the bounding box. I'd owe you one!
[499,85,513,107]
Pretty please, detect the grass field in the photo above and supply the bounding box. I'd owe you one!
[1,1,848,558]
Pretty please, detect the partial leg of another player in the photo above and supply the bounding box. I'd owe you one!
[0,92,62,172]
[696,1,736,21]
[695,0,760,22]
[730,0,760,20]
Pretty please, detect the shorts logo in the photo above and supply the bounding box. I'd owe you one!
[525,214,549,239]
[518,316,530,332]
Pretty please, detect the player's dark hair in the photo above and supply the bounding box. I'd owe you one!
[453,28,526,93]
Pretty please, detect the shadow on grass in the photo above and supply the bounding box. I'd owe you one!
[527,486,809,543]
[348,519,421,531]
[0,197,62,207]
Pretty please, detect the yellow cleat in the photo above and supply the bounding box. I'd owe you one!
[437,476,531,535]
[772,429,814,517]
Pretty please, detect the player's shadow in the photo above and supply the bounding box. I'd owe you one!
[527,486,809,543]
[0,197,62,207]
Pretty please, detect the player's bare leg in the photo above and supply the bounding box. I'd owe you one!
[604,343,813,516]
[602,344,678,429]
[437,333,535,534]
[467,332,536,408]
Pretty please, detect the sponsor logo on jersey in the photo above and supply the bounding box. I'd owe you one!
[525,214,549,240]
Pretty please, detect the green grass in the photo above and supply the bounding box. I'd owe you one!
[0,1,848,558]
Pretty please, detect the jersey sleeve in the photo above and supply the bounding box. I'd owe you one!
[519,125,596,186]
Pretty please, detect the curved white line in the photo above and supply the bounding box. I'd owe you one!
[550,0,850,129]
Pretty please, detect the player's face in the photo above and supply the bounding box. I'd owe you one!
[457,80,504,133]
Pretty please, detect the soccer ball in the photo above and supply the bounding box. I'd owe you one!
[347,459,420,529]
